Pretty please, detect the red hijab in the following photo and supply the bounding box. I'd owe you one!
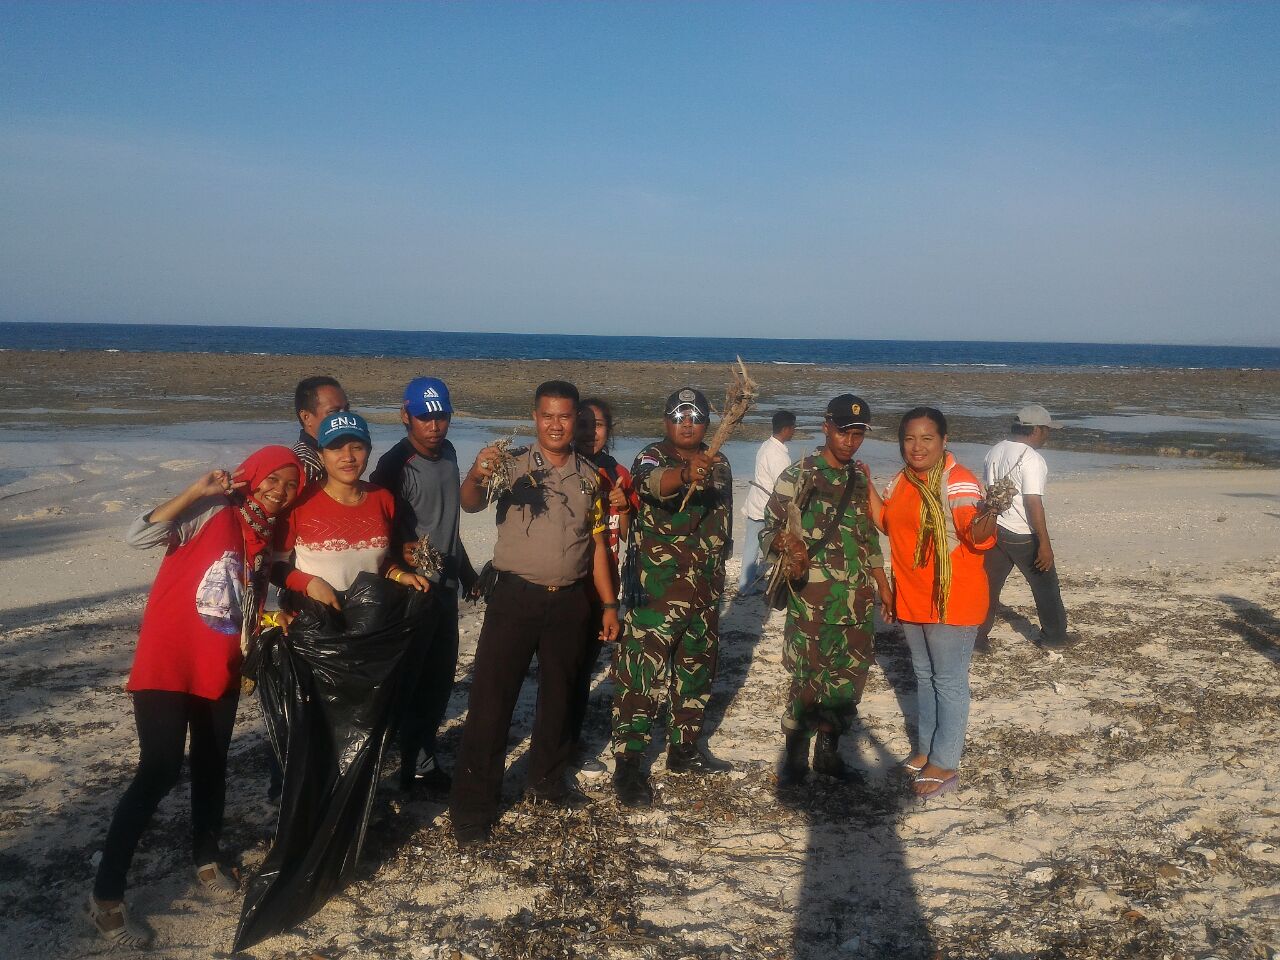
[234,445,306,568]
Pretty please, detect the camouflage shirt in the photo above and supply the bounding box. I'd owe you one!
[762,454,884,595]
[629,441,733,598]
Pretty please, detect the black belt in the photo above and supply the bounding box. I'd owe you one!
[496,571,585,594]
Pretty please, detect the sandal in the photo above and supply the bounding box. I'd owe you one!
[195,862,241,901]
[87,894,154,949]
[898,757,927,778]
[912,773,960,801]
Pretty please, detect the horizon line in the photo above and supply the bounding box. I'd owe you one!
[0,318,1275,352]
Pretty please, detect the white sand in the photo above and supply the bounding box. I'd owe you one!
[0,444,1277,958]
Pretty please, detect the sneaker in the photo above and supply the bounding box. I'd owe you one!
[1034,632,1076,652]
[413,753,453,793]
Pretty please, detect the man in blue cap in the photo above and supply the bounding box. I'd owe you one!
[372,377,475,793]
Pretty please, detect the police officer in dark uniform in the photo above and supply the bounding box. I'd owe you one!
[448,380,621,845]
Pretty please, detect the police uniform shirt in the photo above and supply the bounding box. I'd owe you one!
[491,444,606,588]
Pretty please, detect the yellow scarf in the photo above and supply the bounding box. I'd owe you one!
[902,458,952,621]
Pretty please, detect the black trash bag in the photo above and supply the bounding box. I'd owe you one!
[233,572,432,953]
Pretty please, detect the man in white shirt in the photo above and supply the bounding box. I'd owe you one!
[979,404,1070,651]
[738,410,796,594]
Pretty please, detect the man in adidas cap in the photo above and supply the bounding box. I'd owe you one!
[371,376,475,794]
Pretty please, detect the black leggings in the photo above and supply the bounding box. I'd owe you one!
[93,689,239,900]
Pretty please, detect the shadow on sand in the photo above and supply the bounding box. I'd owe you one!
[1218,594,1280,670]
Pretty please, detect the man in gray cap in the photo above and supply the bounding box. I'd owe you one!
[979,404,1070,651]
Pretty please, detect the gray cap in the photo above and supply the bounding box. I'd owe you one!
[1016,404,1059,429]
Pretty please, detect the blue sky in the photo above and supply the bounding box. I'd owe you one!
[1,2,1276,345]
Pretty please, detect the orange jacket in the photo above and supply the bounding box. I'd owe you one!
[882,453,995,626]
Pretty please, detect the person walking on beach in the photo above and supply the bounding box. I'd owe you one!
[870,408,996,800]
[569,397,638,772]
[89,447,304,949]
[739,410,796,595]
[291,376,349,484]
[762,396,893,786]
[449,381,621,845]
[370,377,475,794]
[612,388,734,808]
[977,404,1071,652]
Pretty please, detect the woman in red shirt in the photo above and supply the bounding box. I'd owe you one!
[871,408,996,800]
[90,446,304,948]
[274,411,429,605]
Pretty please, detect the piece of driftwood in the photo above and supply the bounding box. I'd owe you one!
[677,356,758,512]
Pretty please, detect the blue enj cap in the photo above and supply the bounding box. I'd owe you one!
[318,411,371,448]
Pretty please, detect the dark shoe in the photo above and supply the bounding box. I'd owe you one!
[1035,632,1076,652]
[666,742,732,774]
[812,732,855,782]
[612,754,654,808]
[525,782,592,810]
[453,823,492,848]
[266,779,282,802]
[778,731,810,787]
[413,753,453,793]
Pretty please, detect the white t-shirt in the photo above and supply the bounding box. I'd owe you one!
[742,435,792,522]
[983,439,1048,536]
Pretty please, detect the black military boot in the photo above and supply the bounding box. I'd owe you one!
[812,731,855,781]
[666,742,733,774]
[777,731,810,787]
[612,754,654,808]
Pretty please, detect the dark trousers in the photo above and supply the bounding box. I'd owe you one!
[567,598,604,745]
[398,590,461,785]
[982,527,1068,643]
[449,575,590,832]
[94,689,239,900]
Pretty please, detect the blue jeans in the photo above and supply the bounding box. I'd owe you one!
[900,622,978,770]
[738,517,766,592]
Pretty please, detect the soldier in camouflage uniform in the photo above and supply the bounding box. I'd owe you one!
[611,388,733,806]
[761,394,893,786]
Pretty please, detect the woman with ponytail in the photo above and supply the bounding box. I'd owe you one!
[869,408,996,800]
[89,447,305,948]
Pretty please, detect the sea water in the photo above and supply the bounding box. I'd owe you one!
[1,321,1277,370]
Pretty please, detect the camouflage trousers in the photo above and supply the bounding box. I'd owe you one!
[781,581,875,736]
[611,593,720,755]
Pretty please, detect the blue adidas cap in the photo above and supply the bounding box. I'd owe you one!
[318,411,371,448]
[404,377,452,416]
